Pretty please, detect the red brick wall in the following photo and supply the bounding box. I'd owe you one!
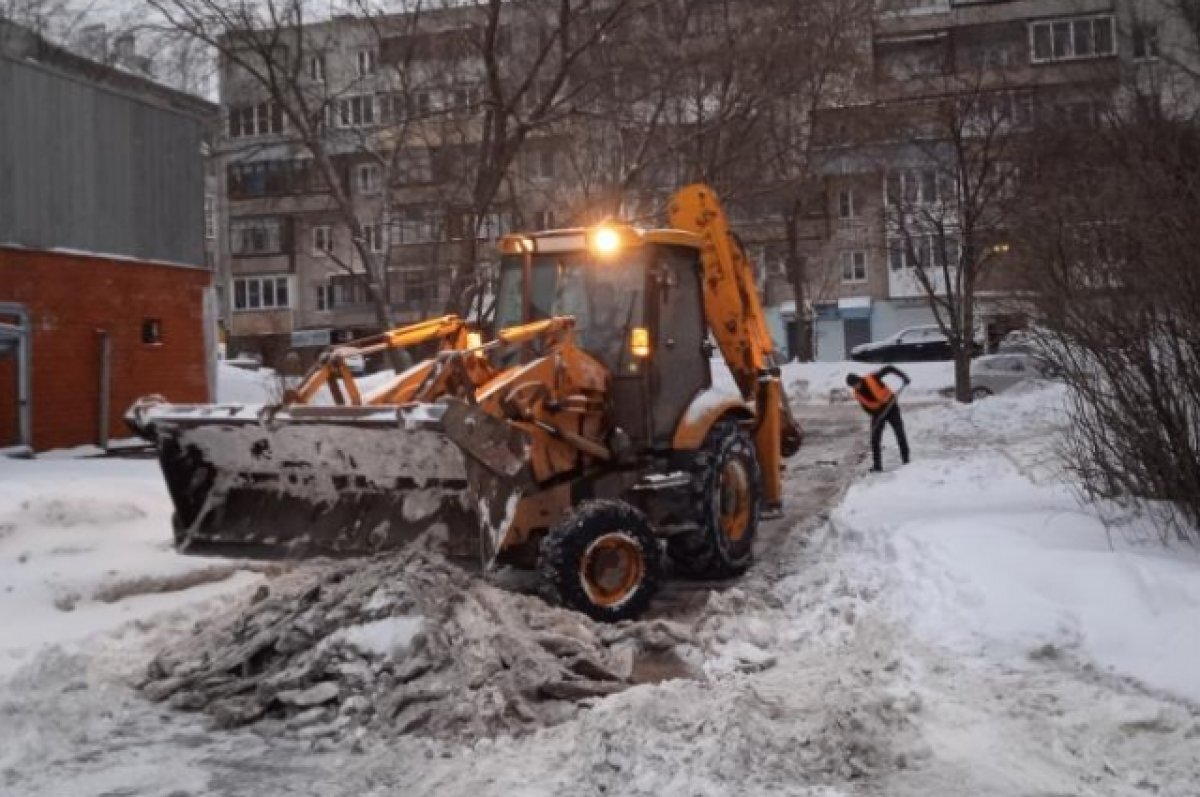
[0,247,211,452]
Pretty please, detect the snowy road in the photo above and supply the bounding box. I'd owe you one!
[3,383,1200,796]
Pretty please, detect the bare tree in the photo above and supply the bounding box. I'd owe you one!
[879,74,1024,401]
[1012,62,1200,544]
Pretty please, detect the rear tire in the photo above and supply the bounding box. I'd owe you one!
[539,500,661,622]
[668,419,761,579]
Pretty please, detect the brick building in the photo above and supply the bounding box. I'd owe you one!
[0,21,217,453]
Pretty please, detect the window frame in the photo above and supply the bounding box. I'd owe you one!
[356,48,378,77]
[1029,15,1116,64]
[356,163,382,195]
[838,187,857,220]
[841,250,868,284]
[232,275,292,312]
[312,225,334,257]
[1132,21,1161,61]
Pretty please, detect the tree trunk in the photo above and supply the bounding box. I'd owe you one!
[784,206,814,362]
[953,345,972,403]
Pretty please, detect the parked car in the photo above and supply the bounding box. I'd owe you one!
[969,352,1058,398]
[850,325,980,363]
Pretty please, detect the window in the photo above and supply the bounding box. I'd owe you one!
[531,210,555,230]
[331,275,368,307]
[229,218,284,256]
[336,95,377,128]
[227,102,284,138]
[449,84,481,113]
[312,225,333,256]
[390,208,441,245]
[885,170,939,207]
[356,49,377,77]
[969,91,1034,131]
[1133,22,1160,61]
[356,163,382,194]
[1030,16,1115,63]
[141,318,162,344]
[233,276,291,311]
[228,159,323,199]
[361,220,386,253]
[204,195,216,239]
[316,282,333,311]
[888,235,960,270]
[527,150,555,180]
[841,251,867,283]
[838,188,857,220]
[310,55,325,82]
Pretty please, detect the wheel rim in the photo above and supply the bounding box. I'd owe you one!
[717,459,751,543]
[580,532,645,608]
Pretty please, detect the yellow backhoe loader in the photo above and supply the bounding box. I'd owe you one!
[435,184,803,619]
[129,184,802,619]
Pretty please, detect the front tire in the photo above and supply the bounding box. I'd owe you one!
[539,500,661,622]
[668,419,762,579]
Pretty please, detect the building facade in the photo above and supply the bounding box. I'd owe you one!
[0,21,217,452]
[803,0,1194,360]
[210,1,1197,368]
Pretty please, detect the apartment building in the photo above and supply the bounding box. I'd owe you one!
[803,0,1193,360]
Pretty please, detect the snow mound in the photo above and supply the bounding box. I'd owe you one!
[216,363,279,404]
[139,550,702,743]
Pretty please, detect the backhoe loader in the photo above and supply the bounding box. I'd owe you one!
[129,184,802,619]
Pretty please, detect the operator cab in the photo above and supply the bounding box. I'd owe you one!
[493,229,712,447]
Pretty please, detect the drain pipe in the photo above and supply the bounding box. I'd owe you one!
[0,302,32,454]
[96,329,111,450]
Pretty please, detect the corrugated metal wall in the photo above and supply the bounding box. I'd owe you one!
[0,55,206,266]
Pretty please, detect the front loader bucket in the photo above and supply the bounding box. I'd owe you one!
[439,399,537,565]
[127,399,474,557]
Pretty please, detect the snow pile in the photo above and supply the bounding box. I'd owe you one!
[140,549,702,744]
[216,362,279,404]
[837,383,1200,703]
[0,456,262,678]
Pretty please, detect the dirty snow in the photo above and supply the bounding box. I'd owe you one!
[1,371,1199,796]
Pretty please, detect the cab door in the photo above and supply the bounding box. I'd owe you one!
[648,246,710,446]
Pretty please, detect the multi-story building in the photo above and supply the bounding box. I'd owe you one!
[212,1,1198,367]
[803,0,1195,360]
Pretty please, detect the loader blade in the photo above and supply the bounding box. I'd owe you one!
[439,399,536,564]
[127,401,474,557]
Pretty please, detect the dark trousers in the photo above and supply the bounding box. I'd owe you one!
[870,403,910,470]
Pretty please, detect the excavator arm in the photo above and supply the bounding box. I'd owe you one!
[668,184,803,509]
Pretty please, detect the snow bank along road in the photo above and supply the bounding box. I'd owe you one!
[3,382,1200,796]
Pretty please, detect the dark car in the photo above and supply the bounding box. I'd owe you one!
[850,325,960,363]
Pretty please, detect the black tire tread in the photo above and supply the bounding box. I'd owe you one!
[539,499,661,622]
[668,419,761,580]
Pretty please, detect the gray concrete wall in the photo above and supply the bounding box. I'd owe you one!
[0,55,206,266]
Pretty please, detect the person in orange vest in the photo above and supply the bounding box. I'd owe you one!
[846,365,911,472]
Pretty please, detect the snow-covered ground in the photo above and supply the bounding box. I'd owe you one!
[0,457,262,679]
[2,370,1199,796]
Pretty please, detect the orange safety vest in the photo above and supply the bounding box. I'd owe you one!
[854,374,894,413]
